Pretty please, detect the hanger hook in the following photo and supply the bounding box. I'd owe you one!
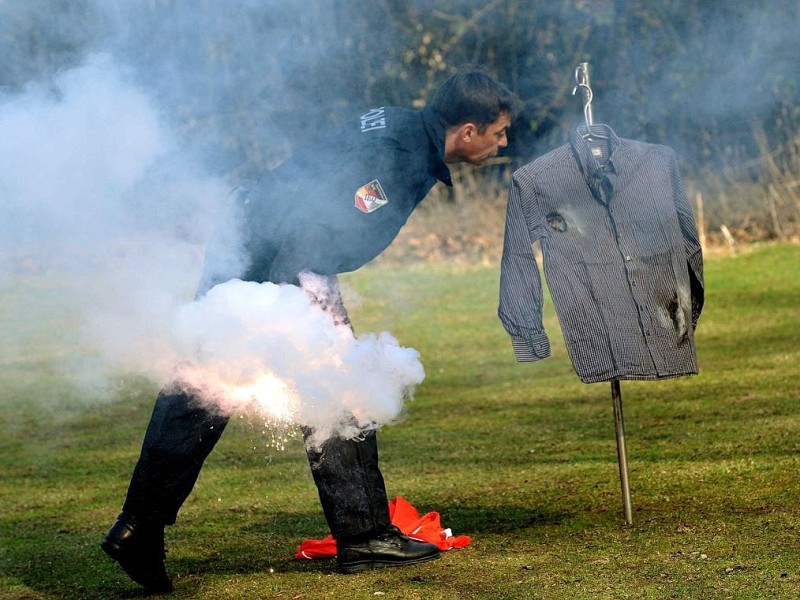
[573,63,590,91]
[572,63,595,129]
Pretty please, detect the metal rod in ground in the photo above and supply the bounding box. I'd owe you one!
[611,379,633,525]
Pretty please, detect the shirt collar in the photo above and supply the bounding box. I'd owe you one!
[570,124,620,175]
[422,106,453,186]
[570,124,620,204]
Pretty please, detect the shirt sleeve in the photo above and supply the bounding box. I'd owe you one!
[669,150,704,328]
[498,170,551,361]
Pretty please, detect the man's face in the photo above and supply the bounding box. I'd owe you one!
[446,112,511,165]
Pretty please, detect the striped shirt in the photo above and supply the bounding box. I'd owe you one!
[498,125,704,383]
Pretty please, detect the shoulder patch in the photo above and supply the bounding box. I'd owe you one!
[354,179,389,214]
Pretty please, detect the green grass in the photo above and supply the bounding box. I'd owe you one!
[1,243,799,599]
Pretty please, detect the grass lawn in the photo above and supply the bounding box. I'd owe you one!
[1,242,799,599]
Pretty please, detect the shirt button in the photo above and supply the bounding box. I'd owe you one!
[625,255,632,261]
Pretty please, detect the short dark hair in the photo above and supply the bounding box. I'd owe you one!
[430,68,516,132]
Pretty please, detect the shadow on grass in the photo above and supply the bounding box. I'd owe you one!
[1,511,331,599]
[106,505,574,586]
[440,504,575,534]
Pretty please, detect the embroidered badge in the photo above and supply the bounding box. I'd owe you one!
[355,179,389,214]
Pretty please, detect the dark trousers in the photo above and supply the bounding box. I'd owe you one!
[121,389,391,541]
[120,274,391,542]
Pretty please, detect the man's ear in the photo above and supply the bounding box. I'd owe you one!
[444,122,478,162]
[460,122,477,142]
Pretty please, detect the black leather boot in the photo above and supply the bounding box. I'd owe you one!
[336,525,441,574]
[101,513,173,593]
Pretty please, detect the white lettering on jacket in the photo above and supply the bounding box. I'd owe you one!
[360,107,386,132]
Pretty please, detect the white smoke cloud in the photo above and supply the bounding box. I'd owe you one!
[165,279,424,449]
[0,53,425,444]
[0,53,221,386]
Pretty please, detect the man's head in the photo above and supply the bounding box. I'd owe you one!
[431,69,516,165]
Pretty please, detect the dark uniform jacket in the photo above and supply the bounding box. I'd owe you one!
[226,106,452,287]
[499,124,704,383]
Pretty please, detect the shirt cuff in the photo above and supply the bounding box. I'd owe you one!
[511,332,551,362]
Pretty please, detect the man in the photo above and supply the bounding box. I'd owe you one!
[101,69,514,593]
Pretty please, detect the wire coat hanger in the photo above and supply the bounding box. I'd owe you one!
[572,62,608,141]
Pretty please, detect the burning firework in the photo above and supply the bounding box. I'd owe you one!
[166,278,425,448]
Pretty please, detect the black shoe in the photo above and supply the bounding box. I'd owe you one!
[336,526,441,574]
[101,513,173,594]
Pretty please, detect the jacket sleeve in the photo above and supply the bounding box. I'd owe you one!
[669,150,704,328]
[498,171,551,361]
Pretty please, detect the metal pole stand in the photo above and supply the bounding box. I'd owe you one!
[574,62,633,526]
[611,380,633,525]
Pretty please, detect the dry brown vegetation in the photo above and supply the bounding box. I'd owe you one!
[379,133,800,266]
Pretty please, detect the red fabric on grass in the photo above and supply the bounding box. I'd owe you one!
[295,496,471,559]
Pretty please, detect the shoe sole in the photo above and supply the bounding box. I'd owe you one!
[338,551,440,574]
